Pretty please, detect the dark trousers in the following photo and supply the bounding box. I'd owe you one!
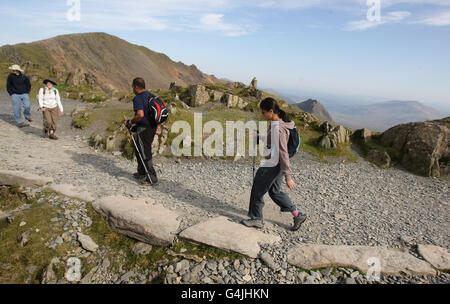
[248,164,297,220]
[134,125,158,183]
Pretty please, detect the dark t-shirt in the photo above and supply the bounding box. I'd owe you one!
[133,91,155,127]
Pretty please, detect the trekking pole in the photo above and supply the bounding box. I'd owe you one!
[126,126,153,185]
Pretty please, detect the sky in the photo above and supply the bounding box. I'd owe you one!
[0,0,449,113]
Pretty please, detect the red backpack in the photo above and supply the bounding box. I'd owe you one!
[147,95,169,125]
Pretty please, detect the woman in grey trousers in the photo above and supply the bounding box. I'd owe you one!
[241,98,307,231]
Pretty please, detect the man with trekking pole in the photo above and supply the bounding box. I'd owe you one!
[123,77,168,186]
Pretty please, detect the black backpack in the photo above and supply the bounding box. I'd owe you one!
[287,126,301,158]
[146,95,169,125]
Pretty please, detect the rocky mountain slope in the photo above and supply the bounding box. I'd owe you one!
[0,32,225,95]
[294,99,334,123]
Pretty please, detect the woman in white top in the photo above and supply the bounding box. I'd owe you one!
[38,79,63,140]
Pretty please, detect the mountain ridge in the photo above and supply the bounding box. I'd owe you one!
[0,32,225,94]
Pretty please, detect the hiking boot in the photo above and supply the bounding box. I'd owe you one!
[26,117,33,122]
[17,122,29,128]
[133,172,146,179]
[140,177,158,186]
[49,134,58,140]
[292,213,307,231]
[241,219,264,229]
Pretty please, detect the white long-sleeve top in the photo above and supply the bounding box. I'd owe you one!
[38,87,63,112]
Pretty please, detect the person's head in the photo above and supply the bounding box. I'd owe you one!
[9,64,23,75]
[259,97,290,122]
[43,79,57,89]
[132,77,146,95]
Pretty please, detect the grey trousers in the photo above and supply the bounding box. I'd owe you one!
[248,164,297,220]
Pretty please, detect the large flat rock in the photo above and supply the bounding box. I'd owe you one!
[92,196,180,246]
[179,216,281,258]
[46,184,94,202]
[0,170,53,187]
[418,244,450,271]
[287,243,436,276]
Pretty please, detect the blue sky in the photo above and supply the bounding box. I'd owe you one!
[1,0,449,113]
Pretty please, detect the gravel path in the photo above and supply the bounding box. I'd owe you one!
[1,90,448,284]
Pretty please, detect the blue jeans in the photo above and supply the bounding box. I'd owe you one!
[11,94,31,124]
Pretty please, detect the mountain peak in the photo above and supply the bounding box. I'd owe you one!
[294,99,334,123]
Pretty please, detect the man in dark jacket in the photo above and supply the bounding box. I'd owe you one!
[6,64,32,127]
[123,77,161,185]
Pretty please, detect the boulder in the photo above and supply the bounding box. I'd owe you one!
[210,90,224,102]
[77,233,99,252]
[319,125,350,149]
[287,243,435,276]
[352,128,373,143]
[250,77,258,90]
[188,85,210,107]
[380,121,449,177]
[46,184,94,202]
[179,216,281,258]
[0,170,53,187]
[92,196,180,246]
[367,150,391,169]
[222,94,248,109]
[417,244,450,271]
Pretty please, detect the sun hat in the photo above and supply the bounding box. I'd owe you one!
[8,64,24,73]
[43,79,57,86]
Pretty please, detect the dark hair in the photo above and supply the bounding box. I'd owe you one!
[260,97,290,122]
[132,77,146,89]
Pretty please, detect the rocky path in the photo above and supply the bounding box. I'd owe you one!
[0,91,449,284]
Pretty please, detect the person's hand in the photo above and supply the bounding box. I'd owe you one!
[60,111,64,116]
[286,179,295,190]
[41,107,46,112]
[124,119,132,129]
[156,125,162,136]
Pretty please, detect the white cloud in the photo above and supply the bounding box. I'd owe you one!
[195,14,251,36]
[417,10,450,25]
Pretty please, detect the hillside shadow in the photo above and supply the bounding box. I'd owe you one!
[67,151,295,227]
[0,113,43,138]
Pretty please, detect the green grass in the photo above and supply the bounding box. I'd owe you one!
[0,188,71,284]
[299,128,359,163]
[72,109,93,129]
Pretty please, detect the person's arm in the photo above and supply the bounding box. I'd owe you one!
[38,88,44,108]
[55,89,63,113]
[6,75,13,96]
[25,76,31,94]
[279,128,294,189]
[124,96,145,127]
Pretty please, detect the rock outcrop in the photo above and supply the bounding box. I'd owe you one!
[367,150,391,169]
[0,170,53,187]
[222,94,248,109]
[319,125,351,149]
[417,244,450,271]
[380,119,449,177]
[92,196,180,246]
[46,184,94,202]
[351,128,373,143]
[179,216,281,258]
[287,243,436,276]
[188,84,210,107]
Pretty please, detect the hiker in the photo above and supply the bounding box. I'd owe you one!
[241,97,307,231]
[124,77,163,185]
[6,64,32,127]
[38,79,63,140]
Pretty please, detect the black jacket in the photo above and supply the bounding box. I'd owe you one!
[6,73,31,96]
